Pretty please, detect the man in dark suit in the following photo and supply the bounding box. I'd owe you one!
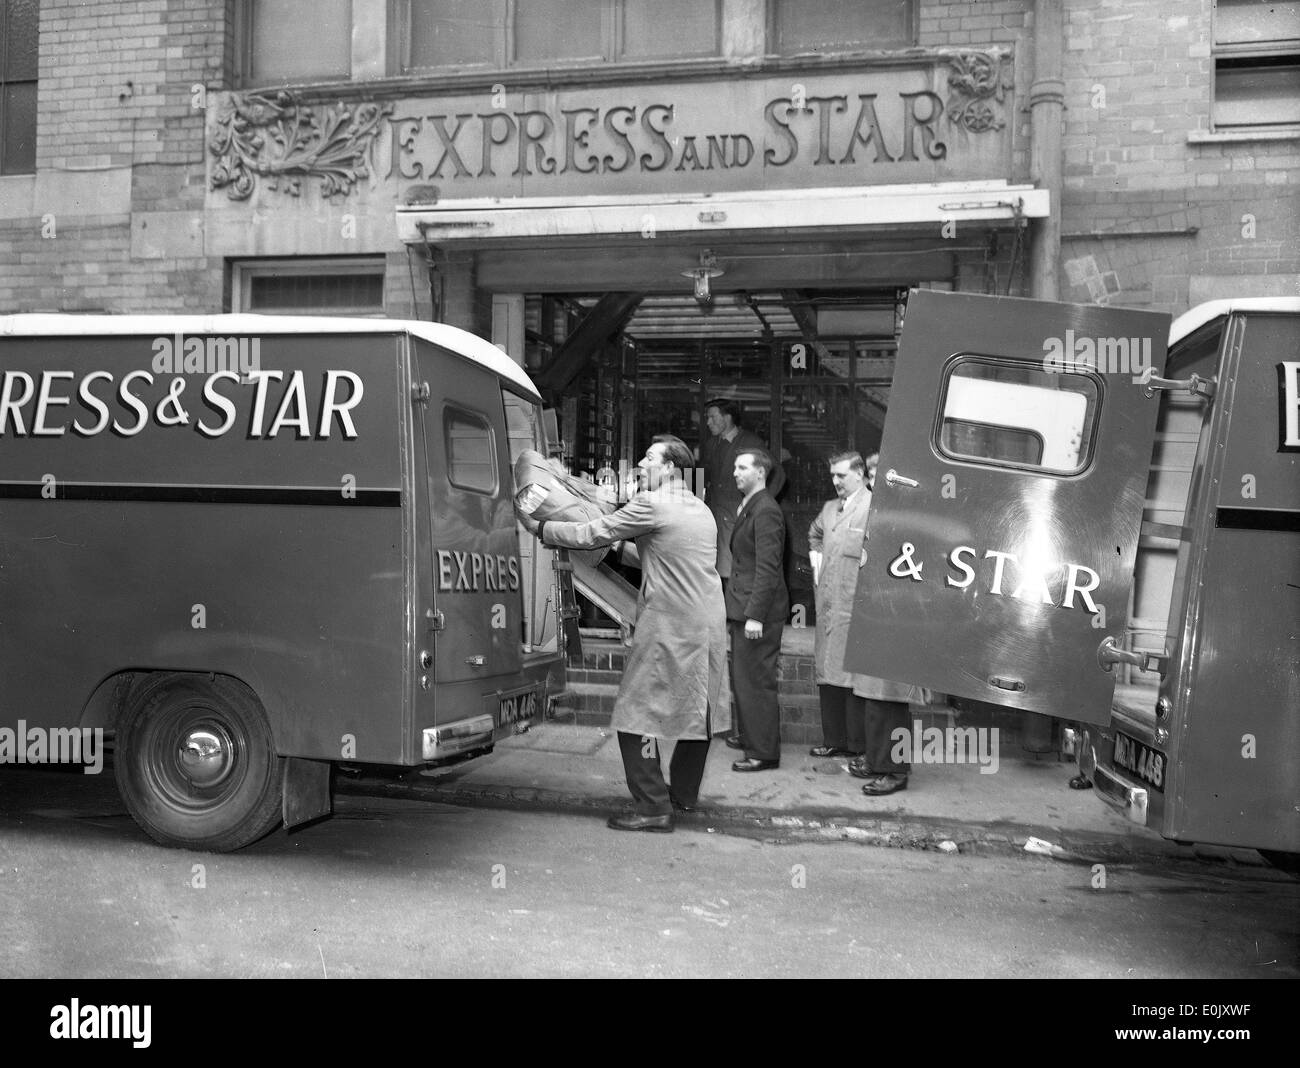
[725,448,789,772]
[700,399,785,580]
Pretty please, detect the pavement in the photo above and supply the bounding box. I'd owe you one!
[336,718,1273,869]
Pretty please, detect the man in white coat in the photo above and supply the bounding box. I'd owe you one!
[519,434,727,833]
[807,451,874,759]
[810,451,926,795]
[843,451,928,796]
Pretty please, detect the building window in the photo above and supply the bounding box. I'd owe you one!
[445,407,498,494]
[398,0,720,73]
[231,259,386,315]
[241,0,352,85]
[1212,0,1300,131]
[771,0,915,55]
[1,0,38,175]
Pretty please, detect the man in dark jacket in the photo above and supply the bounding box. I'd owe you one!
[725,448,789,772]
[700,399,785,580]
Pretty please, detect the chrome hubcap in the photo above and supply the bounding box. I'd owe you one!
[179,726,232,788]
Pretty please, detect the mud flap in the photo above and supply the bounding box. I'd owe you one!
[282,756,332,830]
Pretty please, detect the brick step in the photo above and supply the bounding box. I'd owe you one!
[565,667,625,687]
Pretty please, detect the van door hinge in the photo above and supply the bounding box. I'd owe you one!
[1137,369,1216,400]
[426,608,445,632]
[1097,635,1166,676]
[412,381,431,404]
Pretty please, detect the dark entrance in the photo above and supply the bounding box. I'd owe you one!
[523,290,905,621]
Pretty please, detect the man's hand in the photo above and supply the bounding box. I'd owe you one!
[808,549,823,585]
[744,619,763,640]
[515,509,541,536]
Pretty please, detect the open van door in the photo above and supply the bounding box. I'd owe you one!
[844,290,1169,725]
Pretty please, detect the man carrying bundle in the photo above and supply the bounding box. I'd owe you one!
[516,434,726,833]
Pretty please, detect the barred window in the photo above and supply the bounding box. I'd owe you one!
[232,259,386,316]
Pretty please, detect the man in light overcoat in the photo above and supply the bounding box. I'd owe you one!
[521,434,726,832]
[837,452,928,796]
[807,451,875,759]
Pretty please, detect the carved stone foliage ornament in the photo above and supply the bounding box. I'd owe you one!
[209,91,394,200]
[943,51,1011,134]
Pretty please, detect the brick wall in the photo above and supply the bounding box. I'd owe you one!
[4,1,1294,319]
[1057,0,1298,311]
[1,0,227,315]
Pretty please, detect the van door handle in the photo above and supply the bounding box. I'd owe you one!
[885,469,919,488]
[465,655,485,666]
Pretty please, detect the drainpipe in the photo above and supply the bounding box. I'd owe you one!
[1028,0,1064,301]
[1023,0,1066,753]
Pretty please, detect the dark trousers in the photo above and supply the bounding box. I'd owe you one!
[818,685,866,753]
[863,698,911,776]
[618,731,711,816]
[729,619,782,761]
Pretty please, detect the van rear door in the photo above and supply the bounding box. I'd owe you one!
[844,290,1169,725]
[413,342,523,688]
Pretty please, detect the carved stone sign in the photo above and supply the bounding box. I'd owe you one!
[209,53,1012,201]
[209,92,393,200]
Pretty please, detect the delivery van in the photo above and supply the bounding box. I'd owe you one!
[0,314,565,851]
[845,290,1300,869]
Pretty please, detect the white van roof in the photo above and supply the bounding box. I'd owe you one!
[1170,298,1300,347]
[0,313,542,401]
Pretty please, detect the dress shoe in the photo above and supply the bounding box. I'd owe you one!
[809,745,856,758]
[607,811,674,832]
[860,773,908,796]
[848,758,874,780]
[724,735,745,750]
[732,757,779,772]
[670,797,696,813]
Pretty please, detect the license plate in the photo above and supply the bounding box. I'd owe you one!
[497,688,537,727]
[1112,730,1165,792]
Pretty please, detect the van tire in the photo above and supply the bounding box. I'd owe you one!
[114,674,283,852]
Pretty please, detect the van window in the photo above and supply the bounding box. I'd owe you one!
[445,407,497,494]
[936,357,1100,475]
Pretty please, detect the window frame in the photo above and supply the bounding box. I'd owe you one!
[933,355,1102,478]
[393,0,721,75]
[0,0,39,176]
[767,0,918,57]
[230,257,387,316]
[444,404,499,495]
[1210,0,1300,133]
[236,0,355,87]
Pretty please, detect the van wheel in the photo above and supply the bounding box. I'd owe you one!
[1259,850,1300,876]
[114,674,283,852]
